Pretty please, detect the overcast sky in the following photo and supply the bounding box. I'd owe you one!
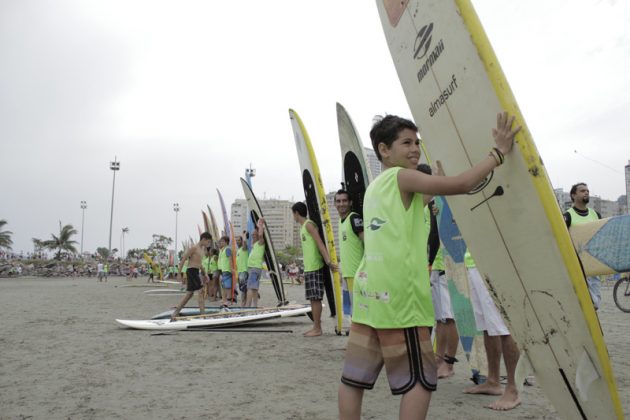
[1,0,629,255]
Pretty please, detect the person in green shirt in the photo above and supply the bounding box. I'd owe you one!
[338,111,520,420]
[246,218,266,307]
[563,182,602,309]
[218,235,235,306]
[291,202,338,337]
[207,248,220,301]
[334,189,364,318]
[236,232,250,305]
[418,163,460,380]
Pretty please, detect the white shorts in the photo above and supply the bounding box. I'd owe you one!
[430,270,453,322]
[467,267,509,337]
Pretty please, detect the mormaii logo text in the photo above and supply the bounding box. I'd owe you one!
[414,23,444,84]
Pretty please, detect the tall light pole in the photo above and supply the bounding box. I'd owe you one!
[108,157,120,255]
[173,203,180,266]
[80,201,87,255]
[121,227,129,259]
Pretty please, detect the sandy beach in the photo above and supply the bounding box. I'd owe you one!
[1,276,628,419]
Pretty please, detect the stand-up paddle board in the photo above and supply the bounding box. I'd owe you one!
[570,215,630,276]
[116,304,311,331]
[240,178,288,305]
[290,109,343,334]
[337,102,372,332]
[376,1,621,418]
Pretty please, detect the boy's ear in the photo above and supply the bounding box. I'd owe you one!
[377,142,389,160]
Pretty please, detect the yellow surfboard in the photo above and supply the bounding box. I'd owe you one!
[290,109,344,335]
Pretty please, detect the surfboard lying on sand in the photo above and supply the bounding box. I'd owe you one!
[151,307,257,319]
[290,109,344,334]
[376,1,621,418]
[570,215,630,276]
[118,283,168,288]
[240,177,288,305]
[116,304,312,331]
[143,289,184,295]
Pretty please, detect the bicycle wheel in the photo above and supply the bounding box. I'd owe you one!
[613,277,630,313]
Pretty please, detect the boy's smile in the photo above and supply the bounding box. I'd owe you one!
[380,128,421,169]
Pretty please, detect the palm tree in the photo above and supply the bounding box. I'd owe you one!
[40,222,79,260]
[0,220,13,250]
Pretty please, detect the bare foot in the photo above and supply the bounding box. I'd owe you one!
[463,381,503,395]
[485,387,521,411]
[303,329,322,337]
[437,363,455,379]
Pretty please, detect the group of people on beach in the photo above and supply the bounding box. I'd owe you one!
[167,109,605,419]
[284,111,522,419]
[169,218,268,320]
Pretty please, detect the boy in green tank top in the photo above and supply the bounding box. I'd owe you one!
[339,112,520,420]
[291,202,338,337]
[218,236,234,306]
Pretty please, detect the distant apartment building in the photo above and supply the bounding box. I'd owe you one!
[626,160,630,213]
[230,198,298,250]
[365,147,382,178]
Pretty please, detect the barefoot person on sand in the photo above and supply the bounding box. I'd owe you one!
[170,232,212,321]
[291,202,338,337]
[338,112,520,420]
[463,250,521,411]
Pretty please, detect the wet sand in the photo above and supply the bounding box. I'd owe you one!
[0,276,628,419]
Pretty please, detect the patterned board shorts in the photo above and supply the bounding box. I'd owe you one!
[341,323,437,395]
[304,267,325,301]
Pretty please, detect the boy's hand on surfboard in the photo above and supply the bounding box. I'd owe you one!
[492,111,521,155]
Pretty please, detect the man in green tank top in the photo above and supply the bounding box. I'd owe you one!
[563,182,602,309]
[334,189,364,319]
[291,202,338,337]
[339,112,520,419]
[246,218,266,307]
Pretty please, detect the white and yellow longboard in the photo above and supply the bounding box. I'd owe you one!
[376,1,621,418]
[290,109,345,335]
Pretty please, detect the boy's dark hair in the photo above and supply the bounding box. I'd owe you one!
[370,115,418,161]
[569,182,587,202]
[209,248,218,256]
[291,202,308,217]
[200,232,212,241]
[335,189,350,201]
[417,163,432,175]
[220,235,230,243]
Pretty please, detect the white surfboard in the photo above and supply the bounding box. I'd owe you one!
[116,304,312,331]
[376,1,622,418]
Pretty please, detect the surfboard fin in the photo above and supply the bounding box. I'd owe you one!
[575,349,600,401]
